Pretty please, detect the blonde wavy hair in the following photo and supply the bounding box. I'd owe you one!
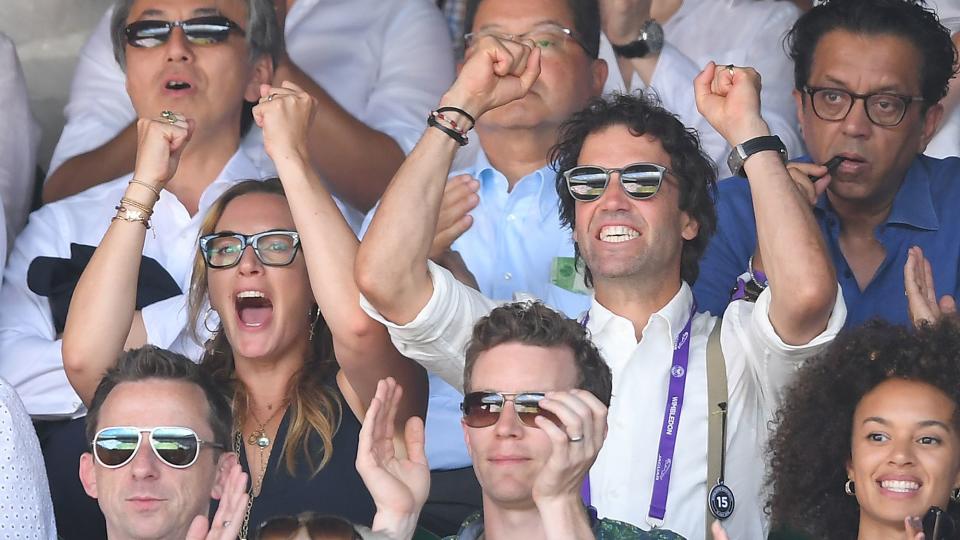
[187,178,341,475]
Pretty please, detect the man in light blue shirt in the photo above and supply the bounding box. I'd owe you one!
[358,0,606,532]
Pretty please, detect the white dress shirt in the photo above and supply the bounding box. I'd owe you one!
[0,377,57,539]
[600,0,804,175]
[0,33,40,250]
[0,152,260,419]
[360,261,846,540]
[48,0,454,231]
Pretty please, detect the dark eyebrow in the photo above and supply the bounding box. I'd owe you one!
[818,75,910,95]
[136,7,221,19]
[862,417,953,431]
[476,19,571,32]
[192,7,222,16]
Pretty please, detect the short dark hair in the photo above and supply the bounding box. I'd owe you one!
[767,319,960,539]
[786,0,958,105]
[463,301,612,406]
[550,92,717,286]
[85,345,233,451]
[463,0,601,59]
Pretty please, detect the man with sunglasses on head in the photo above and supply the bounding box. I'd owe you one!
[0,0,278,537]
[80,346,248,540]
[694,0,960,329]
[356,30,846,539]
[356,303,683,540]
[42,0,453,232]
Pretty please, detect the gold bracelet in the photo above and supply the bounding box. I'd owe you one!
[128,179,162,201]
[120,197,155,215]
[113,204,151,229]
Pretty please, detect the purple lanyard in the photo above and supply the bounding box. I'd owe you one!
[579,304,696,523]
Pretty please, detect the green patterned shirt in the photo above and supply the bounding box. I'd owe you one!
[442,507,686,540]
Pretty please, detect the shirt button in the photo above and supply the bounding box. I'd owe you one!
[504,272,512,281]
[507,214,517,221]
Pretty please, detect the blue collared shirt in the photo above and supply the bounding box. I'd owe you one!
[420,150,591,470]
[693,154,960,328]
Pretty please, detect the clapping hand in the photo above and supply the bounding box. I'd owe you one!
[357,378,430,533]
[185,461,248,540]
[905,246,957,328]
[531,389,608,505]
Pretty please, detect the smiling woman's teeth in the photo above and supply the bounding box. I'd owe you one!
[599,225,640,243]
[880,480,920,492]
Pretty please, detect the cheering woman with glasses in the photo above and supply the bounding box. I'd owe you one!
[61,80,427,537]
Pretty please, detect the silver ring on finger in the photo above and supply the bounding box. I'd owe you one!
[161,110,178,124]
[267,93,277,102]
[568,434,584,443]
[725,64,735,76]
[222,521,231,527]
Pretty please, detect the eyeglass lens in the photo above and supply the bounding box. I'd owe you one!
[126,16,239,48]
[566,163,664,202]
[202,232,299,268]
[94,427,200,468]
[809,88,911,126]
[461,392,561,428]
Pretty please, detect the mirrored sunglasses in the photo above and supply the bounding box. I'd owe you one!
[93,426,224,469]
[460,391,560,428]
[199,230,301,269]
[124,16,244,48]
[564,162,669,202]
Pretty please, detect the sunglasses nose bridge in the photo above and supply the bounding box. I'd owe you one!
[163,22,195,60]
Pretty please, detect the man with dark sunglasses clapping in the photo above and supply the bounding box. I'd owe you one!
[79,346,249,540]
[356,31,846,540]
[356,305,683,540]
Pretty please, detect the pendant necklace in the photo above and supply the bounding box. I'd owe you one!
[247,399,287,448]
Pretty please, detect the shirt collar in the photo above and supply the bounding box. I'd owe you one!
[587,282,694,345]
[813,155,938,231]
[470,149,558,223]
[162,150,261,215]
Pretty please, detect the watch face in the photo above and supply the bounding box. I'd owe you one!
[643,19,664,52]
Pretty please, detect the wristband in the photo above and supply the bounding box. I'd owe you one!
[427,114,468,146]
[435,106,476,129]
[129,179,162,201]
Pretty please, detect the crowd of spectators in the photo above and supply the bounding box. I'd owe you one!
[0,1,958,539]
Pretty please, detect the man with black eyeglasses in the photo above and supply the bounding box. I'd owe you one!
[80,346,248,540]
[356,26,845,539]
[694,0,960,329]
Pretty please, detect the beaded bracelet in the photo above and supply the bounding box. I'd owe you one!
[427,114,468,146]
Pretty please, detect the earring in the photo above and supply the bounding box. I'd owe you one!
[204,307,220,334]
[952,487,960,503]
[844,479,855,496]
[308,305,321,341]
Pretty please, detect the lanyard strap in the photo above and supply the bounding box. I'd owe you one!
[579,304,696,523]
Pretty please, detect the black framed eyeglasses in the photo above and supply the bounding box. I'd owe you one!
[461,391,561,428]
[564,162,669,202]
[464,23,596,57]
[124,16,245,48]
[199,230,301,269]
[803,86,923,127]
[92,426,224,469]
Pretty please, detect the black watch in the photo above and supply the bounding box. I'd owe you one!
[726,135,787,178]
[611,20,664,59]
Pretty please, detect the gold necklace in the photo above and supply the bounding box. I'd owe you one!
[247,400,286,448]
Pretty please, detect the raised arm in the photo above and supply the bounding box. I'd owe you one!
[355,37,541,324]
[253,81,426,421]
[694,62,836,344]
[61,113,192,405]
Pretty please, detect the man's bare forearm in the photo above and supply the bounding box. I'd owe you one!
[43,122,138,203]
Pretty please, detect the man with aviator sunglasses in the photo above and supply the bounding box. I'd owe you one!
[357,31,845,540]
[79,346,251,540]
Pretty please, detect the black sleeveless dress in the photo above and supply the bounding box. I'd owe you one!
[219,391,376,531]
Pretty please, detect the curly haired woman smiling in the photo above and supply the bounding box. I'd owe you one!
[767,319,960,540]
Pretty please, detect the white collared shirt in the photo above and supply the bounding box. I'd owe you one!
[0,152,260,419]
[0,33,39,250]
[600,0,805,175]
[360,261,846,540]
[48,0,454,231]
